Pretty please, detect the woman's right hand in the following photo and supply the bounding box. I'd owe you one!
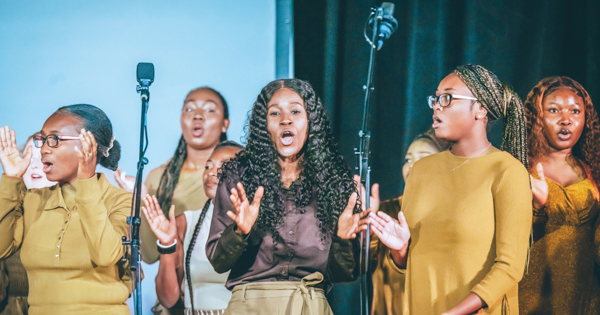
[114,167,140,193]
[530,162,548,209]
[0,126,32,178]
[369,211,410,251]
[227,182,264,235]
[142,195,177,245]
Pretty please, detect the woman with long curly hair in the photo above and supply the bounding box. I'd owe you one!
[363,65,532,315]
[518,76,600,314]
[205,78,372,315]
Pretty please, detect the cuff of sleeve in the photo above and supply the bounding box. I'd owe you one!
[385,250,406,274]
[72,174,102,203]
[471,286,493,310]
[0,175,25,201]
[220,223,248,254]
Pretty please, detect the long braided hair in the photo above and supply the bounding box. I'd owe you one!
[454,65,529,169]
[524,76,600,184]
[156,87,230,215]
[184,141,244,313]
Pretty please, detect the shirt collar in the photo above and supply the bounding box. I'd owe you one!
[44,173,111,211]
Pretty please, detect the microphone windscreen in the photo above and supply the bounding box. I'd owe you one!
[137,63,155,82]
[382,2,395,16]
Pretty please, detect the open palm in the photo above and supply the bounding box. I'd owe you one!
[531,162,548,209]
[142,195,177,245]
[0,126,32,178]
[370,211,410,251]
[227,183,264,235]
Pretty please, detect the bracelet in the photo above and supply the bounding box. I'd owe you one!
[156,239,177,254]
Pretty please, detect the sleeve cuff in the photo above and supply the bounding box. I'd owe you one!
[220,223,248,254]
[471,286,493,310]
[72,174,102,202]
[385,250,406,274]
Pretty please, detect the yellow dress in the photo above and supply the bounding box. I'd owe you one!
[402,148,532,315]
[518,170,600,314]
[371,197,406,315]
[0,174,131,315]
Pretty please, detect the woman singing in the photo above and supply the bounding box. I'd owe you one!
[206,79,371,315]
[519,76,600,314]
[0,104,131,315]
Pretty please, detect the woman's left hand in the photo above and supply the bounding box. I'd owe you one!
[337,175,378,239]
[75,129,97,181]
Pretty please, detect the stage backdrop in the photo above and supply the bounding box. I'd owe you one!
[0,1,276,313]
[294,0,600,313]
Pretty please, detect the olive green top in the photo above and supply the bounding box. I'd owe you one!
[0,173,131,315]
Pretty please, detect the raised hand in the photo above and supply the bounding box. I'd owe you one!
[530,162,548,209]
[369,211,410,251]
[337,175,378,239]
[227,183,264,235]
[0,126,32,178]
[114,167,135,191]
[74,129,97,180]
[142,195,177,245]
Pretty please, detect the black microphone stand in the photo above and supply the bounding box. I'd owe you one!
[122,77,151,315]
[356,6,387,315]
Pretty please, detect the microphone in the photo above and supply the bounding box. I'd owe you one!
[368,2,398,49]
[136,62,154,101]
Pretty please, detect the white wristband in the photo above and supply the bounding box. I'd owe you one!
[157,239,177,248]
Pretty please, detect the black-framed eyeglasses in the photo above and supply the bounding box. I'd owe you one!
[427,93,478,108]
[33,135,79,148]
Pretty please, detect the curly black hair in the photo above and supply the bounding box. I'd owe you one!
[220,79,360,238]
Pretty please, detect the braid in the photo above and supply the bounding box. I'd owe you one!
[156,136,187,216]
[185,199,212,313]
[454,65,528,169]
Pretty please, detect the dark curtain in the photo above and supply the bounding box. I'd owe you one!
[294,0,600,313]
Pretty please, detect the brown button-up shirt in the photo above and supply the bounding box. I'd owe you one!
[206,171,359,290]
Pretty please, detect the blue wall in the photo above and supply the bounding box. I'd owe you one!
[0,1,276,313]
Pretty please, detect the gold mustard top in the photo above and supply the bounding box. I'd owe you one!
[519,170,600,314]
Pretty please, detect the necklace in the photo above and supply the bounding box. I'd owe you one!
[449,142,492,171]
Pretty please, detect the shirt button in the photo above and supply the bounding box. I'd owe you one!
[62,229,65,232]
[73,207,77,210]
[59,237,61,240]
[65,221,68,224]
[55,254,59,257]
[289,230,293,235]
[57,245,60,248]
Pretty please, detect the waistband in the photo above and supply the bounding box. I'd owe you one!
[230,272,326,315]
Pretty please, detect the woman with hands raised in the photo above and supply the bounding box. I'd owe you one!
[205,79,373,315]
[0,104,131,315]
[518,77,600,314]
[360,66,532,315]
[142,141,243,315]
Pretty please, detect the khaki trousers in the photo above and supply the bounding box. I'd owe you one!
[223,272,333,315]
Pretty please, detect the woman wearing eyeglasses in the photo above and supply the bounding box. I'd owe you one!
[0,104,132,315]
[362,65,532,315]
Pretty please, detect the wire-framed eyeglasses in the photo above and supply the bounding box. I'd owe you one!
[33,135,79,148]
[427,93,478,109]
